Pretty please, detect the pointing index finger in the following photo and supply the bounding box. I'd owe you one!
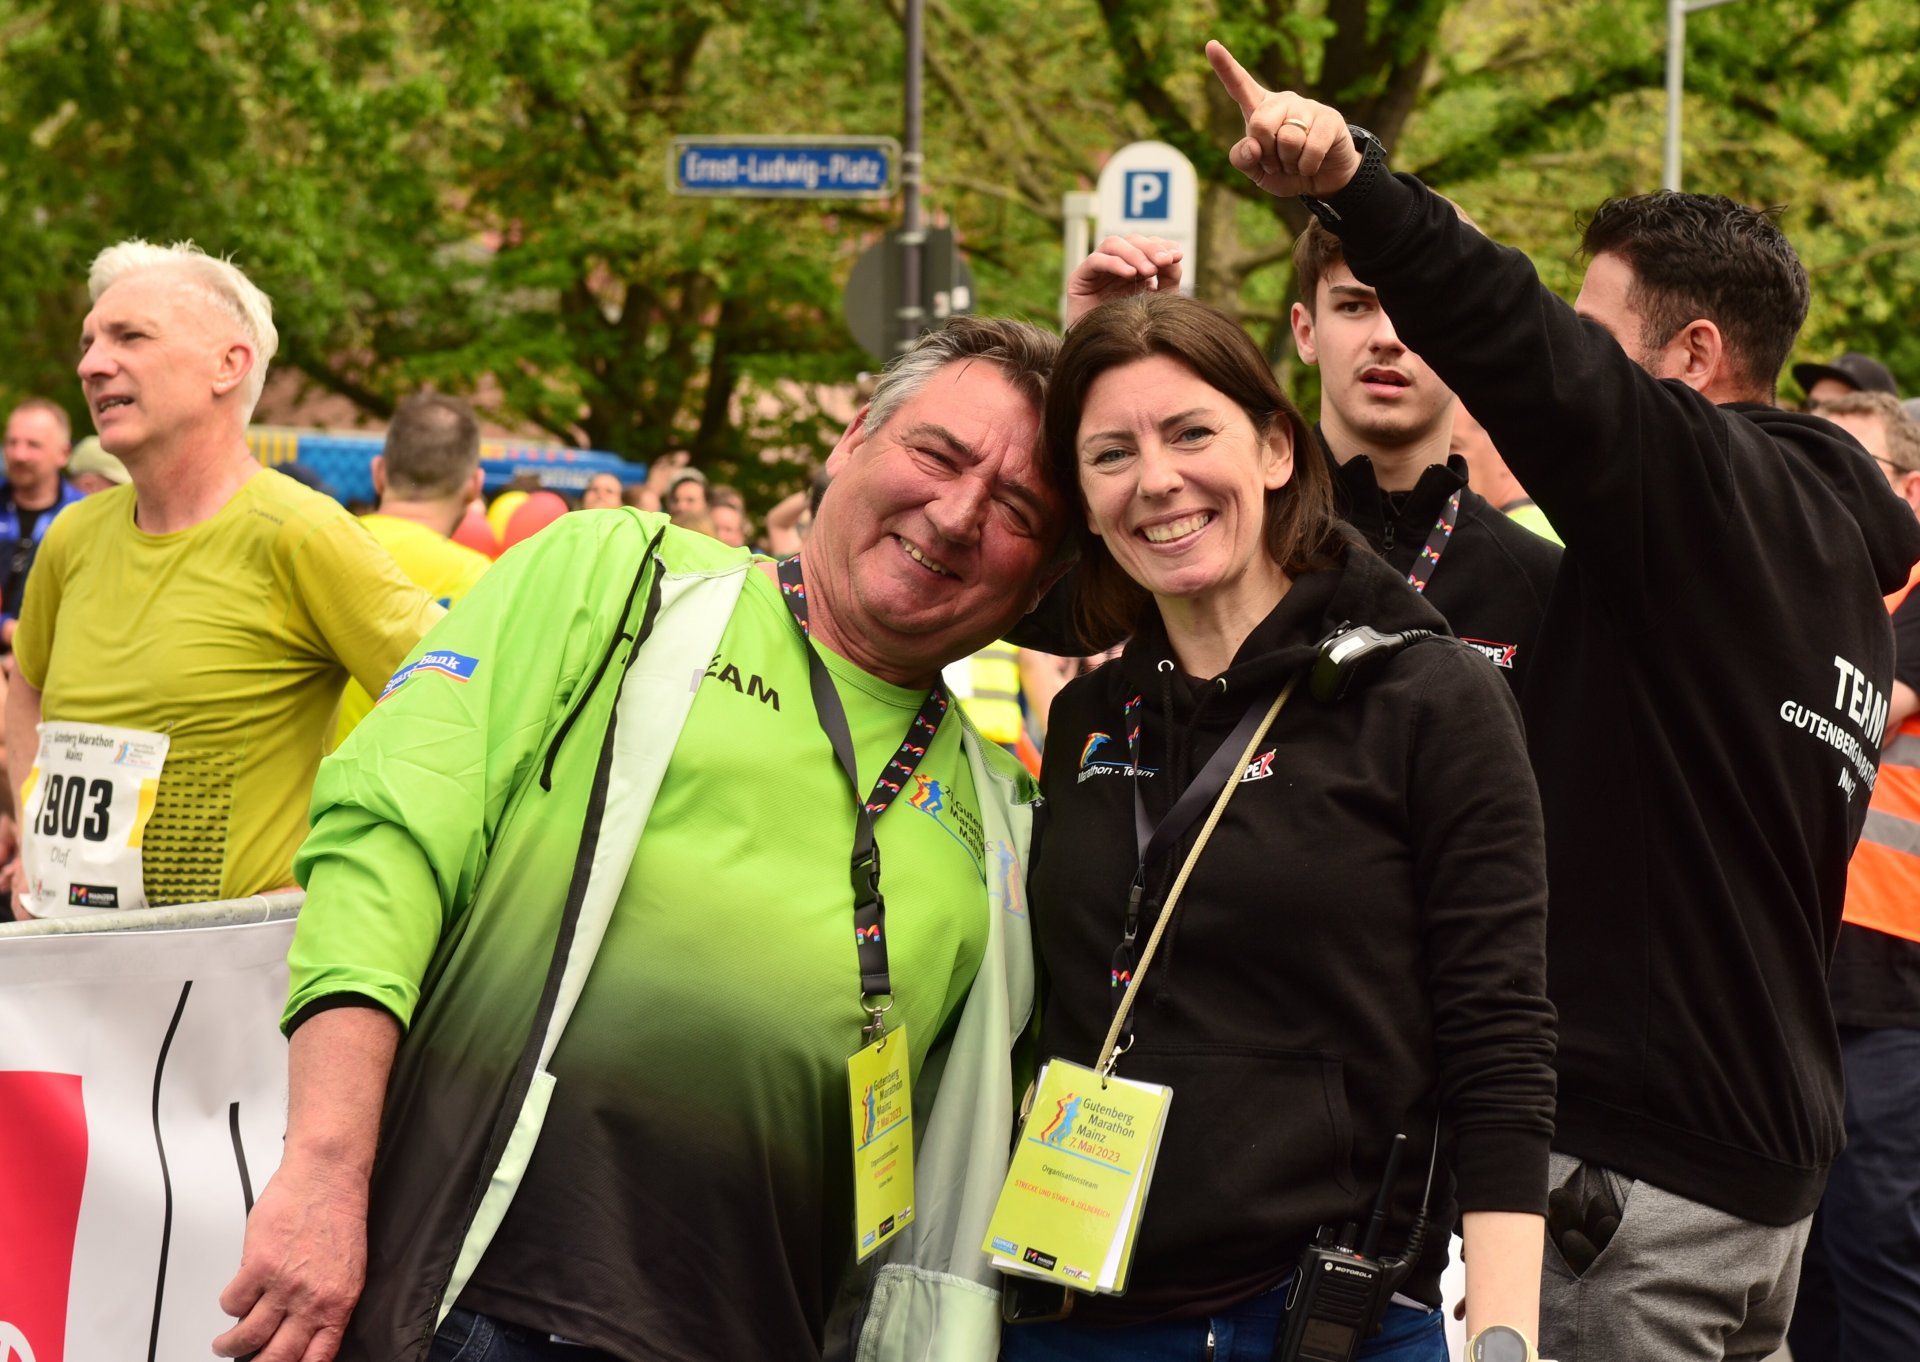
[1206,39,1268,117]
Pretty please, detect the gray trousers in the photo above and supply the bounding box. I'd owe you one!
[1540,1151,1813,1362]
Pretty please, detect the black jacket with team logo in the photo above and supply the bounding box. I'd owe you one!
[1324,166,1920,1225]
[1324,436,1560,698]
[1029,542,1556,1324]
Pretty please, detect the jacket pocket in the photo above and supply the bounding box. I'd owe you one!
[1118,1044,1358,1292]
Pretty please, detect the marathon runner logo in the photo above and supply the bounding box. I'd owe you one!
[377,650,481,704]
[1460,638,1518,669]
[907,774,988,879]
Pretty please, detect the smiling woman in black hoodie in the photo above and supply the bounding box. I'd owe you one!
[1006,294,1556,1362]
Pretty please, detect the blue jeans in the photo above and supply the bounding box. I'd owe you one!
[999,1288,1445,1361]
[1788,1025,1920,1362]
[427,1308,621,1362]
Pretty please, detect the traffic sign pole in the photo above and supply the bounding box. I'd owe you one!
[898,0,926,352]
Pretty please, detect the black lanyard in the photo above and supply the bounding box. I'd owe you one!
[1404,489,1461,595]
[1108,682,1280,1045]
[777,555,950,1039]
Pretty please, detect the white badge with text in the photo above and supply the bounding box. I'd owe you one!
[20,720,169,917]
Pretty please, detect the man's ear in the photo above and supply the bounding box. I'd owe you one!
[211,341,255,400]
[1899,468,1920,519]
[1670,318,1726,395]
[465,465,486,506]
[825,405,872,478]
[370,456,388,500]
[1289,301,1319,366]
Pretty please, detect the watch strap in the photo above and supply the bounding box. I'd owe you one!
[1299,123,1386,227]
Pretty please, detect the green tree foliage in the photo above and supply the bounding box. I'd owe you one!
[3,0,1920,517]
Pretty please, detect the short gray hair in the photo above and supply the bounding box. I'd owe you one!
[1819,389,1920,473]
[858,317,1072,566]
[865,316,1059,443]
[88,240,279,422]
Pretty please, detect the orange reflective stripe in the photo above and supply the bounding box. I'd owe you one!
[1845,712,1920,942]
[1844,836,1920,944]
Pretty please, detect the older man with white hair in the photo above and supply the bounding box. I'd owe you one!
[4,240,437,918]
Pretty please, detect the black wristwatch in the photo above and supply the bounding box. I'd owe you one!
[1468,1325,1538,1362]
[1298,123,1385,227]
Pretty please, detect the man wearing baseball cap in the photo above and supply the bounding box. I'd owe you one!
[1795,350,1900,407]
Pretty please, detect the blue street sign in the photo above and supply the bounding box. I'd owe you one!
[669,136,899,199]
[1124,170,1171,220]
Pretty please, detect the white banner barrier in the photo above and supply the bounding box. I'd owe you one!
[0,893,299,1362]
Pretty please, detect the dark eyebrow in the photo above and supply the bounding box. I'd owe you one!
[1326,283,1379,301]
[905,420,1050,517]
[902,421,973,463]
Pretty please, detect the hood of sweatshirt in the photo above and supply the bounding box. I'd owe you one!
[1115,540,1451,731]
[1736,404,1920,594]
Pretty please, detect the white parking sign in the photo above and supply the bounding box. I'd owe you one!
[1096,142,1199,294]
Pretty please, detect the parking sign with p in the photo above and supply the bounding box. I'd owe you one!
[1124,170,1170,220]
[1094,142,1199,295]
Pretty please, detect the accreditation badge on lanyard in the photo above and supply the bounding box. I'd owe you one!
[778,555,947,1262]
[19,720,169,917]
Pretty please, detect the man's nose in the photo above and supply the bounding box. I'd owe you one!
[1367,311,1406,353]
[924,475,989,544]
[77,345,112,381]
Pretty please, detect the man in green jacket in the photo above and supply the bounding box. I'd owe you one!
[214,318,1071,1362]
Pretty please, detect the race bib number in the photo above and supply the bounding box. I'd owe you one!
[20,721,168,917]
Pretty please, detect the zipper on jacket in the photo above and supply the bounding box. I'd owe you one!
[539,525,668,791]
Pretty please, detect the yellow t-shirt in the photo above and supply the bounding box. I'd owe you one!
[14,470,441,906]
[332,513,492,745]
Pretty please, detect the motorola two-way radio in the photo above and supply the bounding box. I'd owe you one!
[1273,1132,1438,1362]
[1310,624,1434,703]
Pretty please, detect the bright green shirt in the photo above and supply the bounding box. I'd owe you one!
[290,525,999,1355]
[463,567,992,1351]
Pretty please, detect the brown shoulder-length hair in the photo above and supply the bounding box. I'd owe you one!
[1045,294,1342,649]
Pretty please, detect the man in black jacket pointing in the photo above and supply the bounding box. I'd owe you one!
[1206,36,1920,1362]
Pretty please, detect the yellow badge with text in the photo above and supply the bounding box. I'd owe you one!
[982,1058,1173,1295]
[848,1024,915,1261]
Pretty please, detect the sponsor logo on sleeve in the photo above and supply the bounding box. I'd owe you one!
[377,650,481,704]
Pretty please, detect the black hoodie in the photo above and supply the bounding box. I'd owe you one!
[1320,167,1920,1224]
[1324,437,1561,697]
[1030,544,1556,1323]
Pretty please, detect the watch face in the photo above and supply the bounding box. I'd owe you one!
[1475,1326,1530,1362]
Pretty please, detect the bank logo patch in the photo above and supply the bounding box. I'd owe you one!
[378,650,481,702]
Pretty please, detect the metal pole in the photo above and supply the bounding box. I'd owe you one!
[1060,190,1096,329]
[898,0,925,352]
[1664,0,1685,191]
[1665,0,1752,193]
